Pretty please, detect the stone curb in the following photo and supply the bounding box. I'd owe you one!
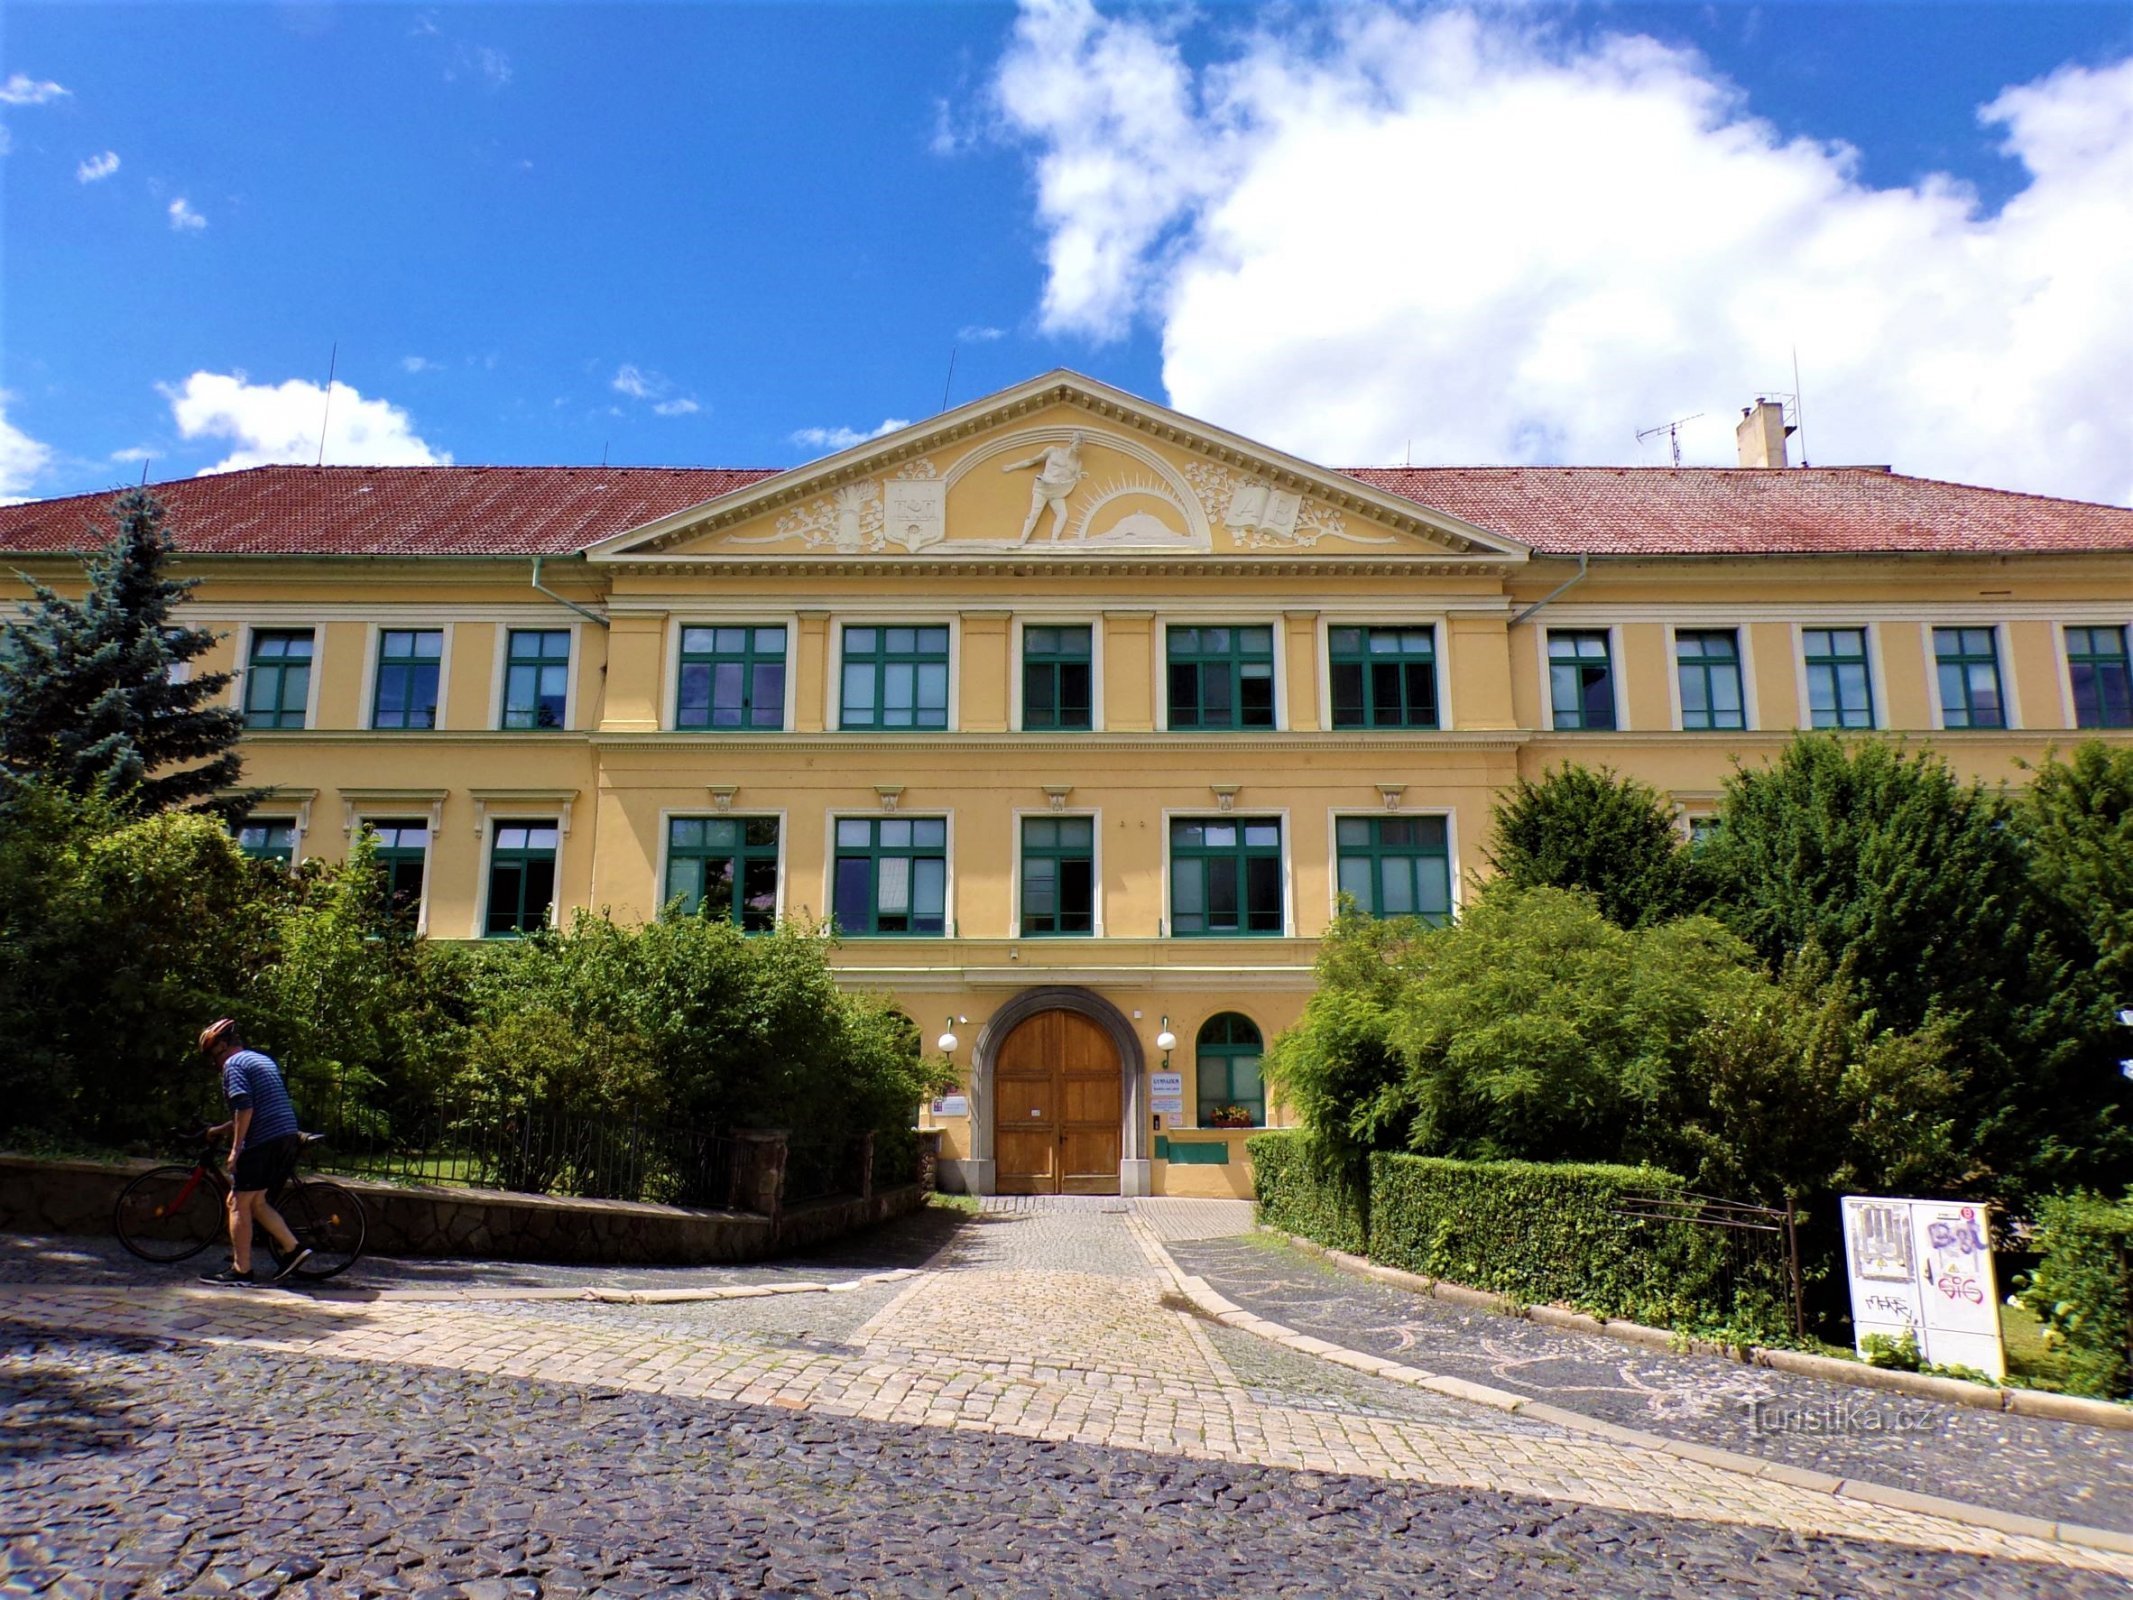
[1265,1225,2133,1434]
[1130,1217,2133,1560]
[0,1267,918,1307]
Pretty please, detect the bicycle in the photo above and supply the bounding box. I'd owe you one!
[113,1130,367,1281]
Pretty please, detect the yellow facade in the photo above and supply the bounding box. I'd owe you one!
[8,374,2132,1199]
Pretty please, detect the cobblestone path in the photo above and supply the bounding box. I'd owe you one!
[4,1202,2129,1596]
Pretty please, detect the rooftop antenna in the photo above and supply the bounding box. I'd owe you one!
[601,442,609,468]
[940,345,958,413]
[1636,412,1703,469]
[315,342,338,467]
[1791,346,1809,467]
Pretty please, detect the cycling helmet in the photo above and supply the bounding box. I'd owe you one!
[198,1018,240,1054]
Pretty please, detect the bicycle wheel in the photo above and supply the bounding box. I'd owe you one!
[276,1180,366,1281]
[113,1166,225,1263]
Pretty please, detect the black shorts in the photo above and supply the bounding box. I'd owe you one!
[231,1133,301,1194]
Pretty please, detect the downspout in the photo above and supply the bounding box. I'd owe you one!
[1509,552,1590,628]
[531,555,609,628]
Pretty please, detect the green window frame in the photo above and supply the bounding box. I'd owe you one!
[1167,625,1276,730]
[484,821,558,937]
[236,819,297,865]
[1803,628,1876,729]
[365,819,429,926]
[1022,625,1093,731]
[840,626,949,731]
[665,815,781,930]
[1195,1013,1265,1128]
[1547,631,1616,730]
[2067,625,2133,729]
[832,817,947,935]
[677,625,787,731]
[372,628,444,730]
[243,630,313,730]
[1934,626,2006,729]
[1328,627,1437,729]
[1170,817,1283,936]
[1676,629,1746,731]
[502,629,571,730]
[1334,816,1452,923]
[1020,816,1095,936]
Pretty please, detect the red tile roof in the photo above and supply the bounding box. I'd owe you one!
[2,461,2129,559]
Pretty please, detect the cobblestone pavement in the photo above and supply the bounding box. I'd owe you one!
[5,1202,2132,1596]
[1170,1230,2133,1535]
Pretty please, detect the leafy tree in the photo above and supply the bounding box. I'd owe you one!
[0,489,247,815]
[1488,764,1699,926]
[2022,742,2133,1001]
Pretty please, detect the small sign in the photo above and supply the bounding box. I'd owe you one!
[1150,1071,1185,1116]
[929,1095,969,1118]
[1151,1072,1182,1095]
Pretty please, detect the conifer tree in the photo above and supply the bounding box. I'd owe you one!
[0,489,247,813]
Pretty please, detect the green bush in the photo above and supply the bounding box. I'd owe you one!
[2020,1194,2133,1399]
[1249,1131,1367,1254]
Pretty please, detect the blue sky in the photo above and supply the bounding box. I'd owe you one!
[5,3,2132,503]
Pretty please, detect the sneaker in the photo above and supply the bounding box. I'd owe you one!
[270,1247,315,1282]
[198,1265,254,1286]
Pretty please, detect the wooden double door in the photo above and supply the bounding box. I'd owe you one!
[994,1010,1123,1195]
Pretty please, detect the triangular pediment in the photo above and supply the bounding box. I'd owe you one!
[587,372,1527,566]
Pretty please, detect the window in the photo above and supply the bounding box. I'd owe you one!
[1168,626,1276,730]
[372,629,444,730]
[1934,626,2006,729]
[243,630,313,730]
[1803,628,1876,730]
[1547,631,1616,730]
[677,626,786,731]
[502,629,571,729]
[1676,629,1746,731]
[2068,625,2133,729]
[236,820,297,865]
[1022,625,1093,731]
[1335,816,1452,923]
[1196,1013,1264,1128]
[666,816,780,930]
[1686,815,1722,849]
[485,822,558,936]
[366,820,429,926]
[1170,817,1283,936]
[1329,627,1437,729]
[833,817,947,935]
[1021,816,1094,936]
[840,626,949,731]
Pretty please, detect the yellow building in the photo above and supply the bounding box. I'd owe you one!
[6,372,2133,1198]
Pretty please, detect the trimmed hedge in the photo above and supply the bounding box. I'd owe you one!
[1249,1132,1366,1255]
[2021,1195,2133,1399]
[1250,1134,1789,1338]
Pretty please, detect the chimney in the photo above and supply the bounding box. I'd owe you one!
[1736,398,1793,469]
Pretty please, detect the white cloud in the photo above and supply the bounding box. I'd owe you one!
[790,418,913,452]
[110,446,158,464]
[162,371,451,473]
[957,324,1009,343]
[448,43,512,88]
[0,73,69,106]
[611,363,700,417]
[76,150,119,183]
[167,197,206,232]
[994,3,2133,504]
[652,397,701,417]
[401,355,443,374]
[0,393,55,502]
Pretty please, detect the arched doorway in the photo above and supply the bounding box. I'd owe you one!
[969,986,1148,1196]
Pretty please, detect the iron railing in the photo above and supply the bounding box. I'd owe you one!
[1612,1190,1806,1340]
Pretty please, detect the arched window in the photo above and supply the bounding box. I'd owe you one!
[1196,1013,1264,1128]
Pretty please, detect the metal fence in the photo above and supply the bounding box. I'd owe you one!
[1612,1190,1806,1340]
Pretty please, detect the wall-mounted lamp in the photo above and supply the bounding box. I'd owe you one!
[938,1014,962,1055]
[1155,1015,1176,1064]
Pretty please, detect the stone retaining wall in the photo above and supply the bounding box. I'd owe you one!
[0,1154,924,1266]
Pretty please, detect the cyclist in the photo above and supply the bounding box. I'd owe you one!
[196,1018,312,1284]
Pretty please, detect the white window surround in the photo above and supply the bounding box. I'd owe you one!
[1321,804,1462,929]
[341,800,443,937]
[1157,805,1295,939]
[475,810,567,940]
[1312,615,1456,732]
[361,622,455,733]
[1922,620,2021,732]
[488,621,583,733]
[1155,617,1288,734]
[660,613,802,733]
[826,616,963,734]
[1537,623,1628,732]
[1009,615,1107,734]
[1006,807,1104,939]
[2055,617,2133,729]
[820,808,958,938]
[230,622,325,731]
[1790,622,1888,733]
[1664,622,1759,732]
[653,805,791,922]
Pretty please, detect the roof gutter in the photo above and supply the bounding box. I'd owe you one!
[1509,552,1590,627]
[532,555,608,628]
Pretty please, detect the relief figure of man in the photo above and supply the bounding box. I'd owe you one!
[1004,432,1087,544]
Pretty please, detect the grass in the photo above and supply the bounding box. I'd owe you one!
[926,1191,980,1215]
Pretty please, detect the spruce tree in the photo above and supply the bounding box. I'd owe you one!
[0,489,248,814]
